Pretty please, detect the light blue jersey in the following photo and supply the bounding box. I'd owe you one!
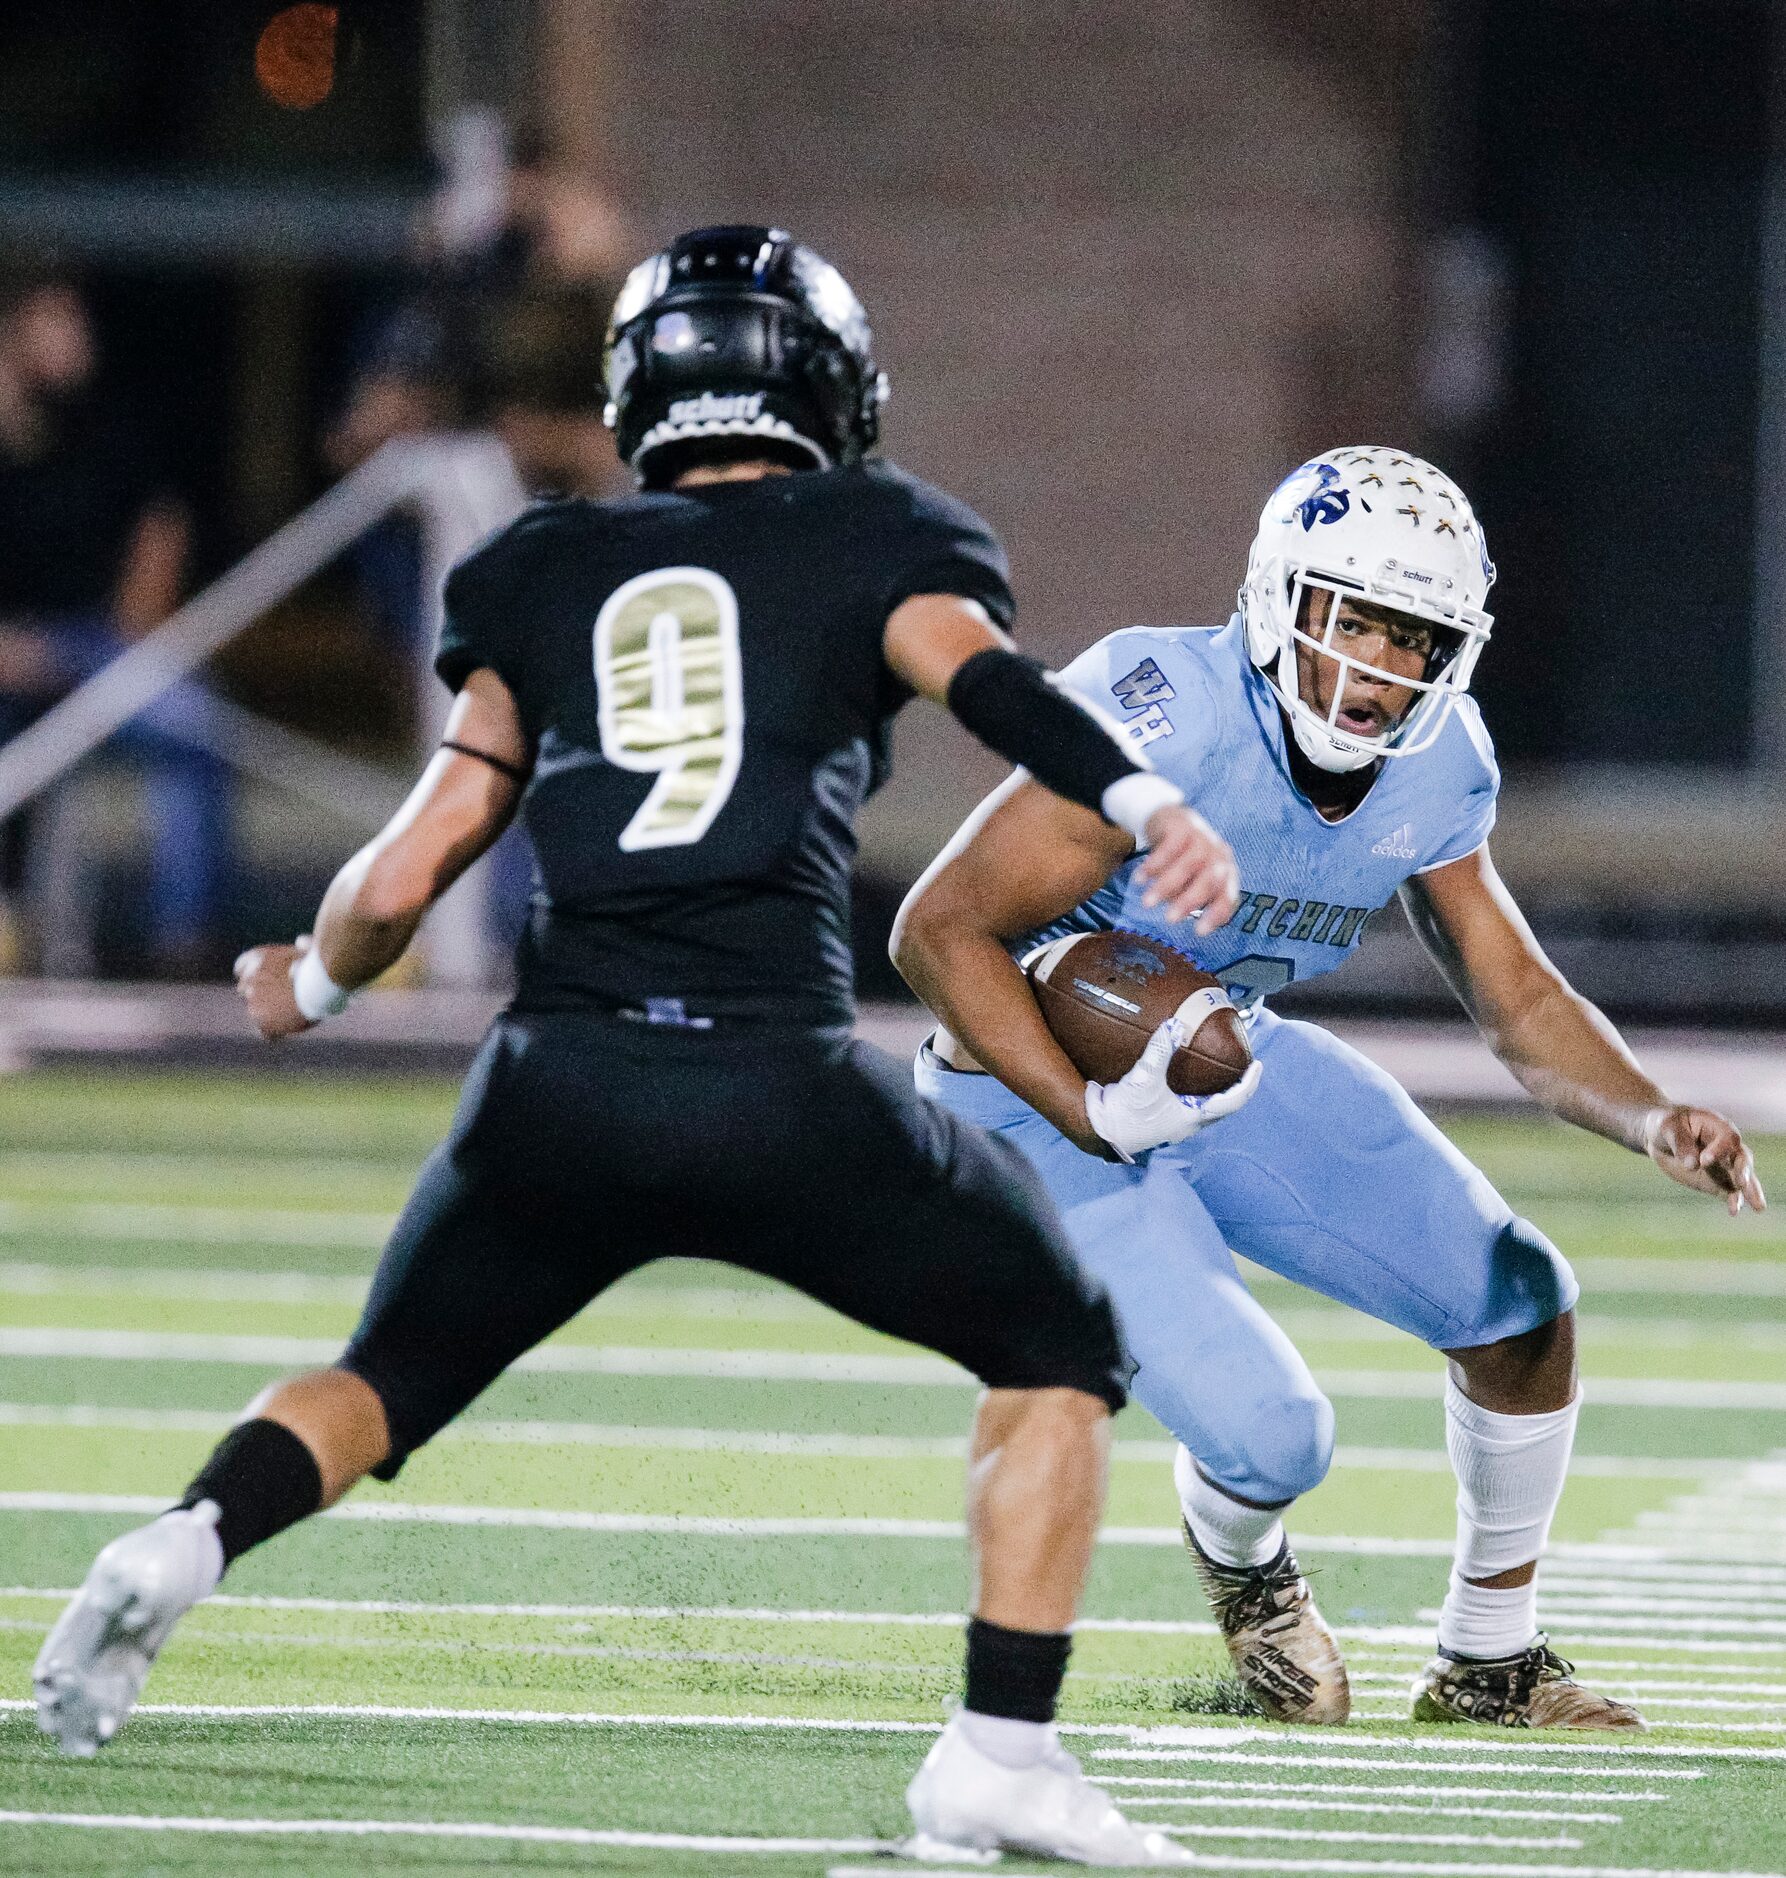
[1024,616,1498,1007]
[917,618,1574,1507]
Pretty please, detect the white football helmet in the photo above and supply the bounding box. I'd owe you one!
[1239,446,1495,773]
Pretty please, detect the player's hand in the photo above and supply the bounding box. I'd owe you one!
[233,938,316,1041]
[1136,805,1240,934]
[1644,1105,1766,1216]
[1084,1011,1262,1162]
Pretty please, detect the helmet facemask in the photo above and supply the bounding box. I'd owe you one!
[1239,448,1496,775]
[1258,571,1488,772]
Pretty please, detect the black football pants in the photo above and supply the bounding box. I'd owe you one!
[342,1011,1128,1476]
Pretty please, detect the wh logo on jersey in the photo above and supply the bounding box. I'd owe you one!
[667,391,766,425]
[1111,658,1176,752]
[1371,823,1417,859]
[1111,657,1176,713]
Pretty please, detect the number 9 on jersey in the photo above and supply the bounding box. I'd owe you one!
[594,566,745,851]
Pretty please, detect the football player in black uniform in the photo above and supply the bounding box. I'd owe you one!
[36,227,1238,1863]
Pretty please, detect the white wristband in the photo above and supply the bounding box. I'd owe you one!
[1101,772,1185,847]
[1640,1105,1671,1160]
[290,948,352,1022]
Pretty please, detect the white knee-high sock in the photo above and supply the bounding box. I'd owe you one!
[1437,1378,1579,1659]
[1175,1445,1286,1568]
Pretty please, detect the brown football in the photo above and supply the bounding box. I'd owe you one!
[1024,930,1250,1097]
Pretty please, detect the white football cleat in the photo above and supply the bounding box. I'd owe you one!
[905,1717,1192,1866]
[34,1503,223,1757]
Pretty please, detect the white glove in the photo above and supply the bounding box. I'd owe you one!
[1084,1010,1262,1162]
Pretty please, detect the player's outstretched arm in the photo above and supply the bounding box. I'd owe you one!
[234,668,529,1040]
[1402,844,1764,1215]
[882,593,1239,928]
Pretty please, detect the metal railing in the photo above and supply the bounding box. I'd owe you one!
[0,433,527,985]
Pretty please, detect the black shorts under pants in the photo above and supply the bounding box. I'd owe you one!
[342,1011,1127,1475]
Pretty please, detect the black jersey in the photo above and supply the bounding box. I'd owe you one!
[437,460,1014,1027]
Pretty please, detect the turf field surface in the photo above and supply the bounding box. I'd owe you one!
[1,1068,1783,1875]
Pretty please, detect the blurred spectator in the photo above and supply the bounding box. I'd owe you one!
[326,112,630,499]
[0,259,231,976]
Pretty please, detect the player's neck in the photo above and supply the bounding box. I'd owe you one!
[1280,711,1381,821]
[670,459,798,489]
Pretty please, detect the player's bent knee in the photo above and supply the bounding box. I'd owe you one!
[1245,1386,1336,1505]
[1439,1216,1579,1351]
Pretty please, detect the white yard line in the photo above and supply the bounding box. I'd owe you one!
[0,1262,827,1322]
[12,1500,1786,1610]
[0,1693,1773,1759]
[0,1201,392,1246]
[0,1400,1731,1477]
[1566,1255,1786,1298]
[20,1812,1765,1874]
[0,1403,979,1460]
[0,1812,882,1854]
[0,1492,975,1539]
[1515,1593,1786,1615]
[0,1489,1433,1551]
[0,1406,1720,1484]
[829,1865,1777,1878]
[0,1327,971,1383]
[846,1859,1784,1878]
[5,1584,1782,1688]
[0,1260,371,1303]
[1351,1671,1786,1700]
[1102,1725,1784,1760]
[1126,1792,1611,1826]
[1099,1776,1659,1809]
[1444,1609,1786,1640]
[8,1324,1786,1409]
[1155,1824,1583,1850]
[1095,1750,1710,1778]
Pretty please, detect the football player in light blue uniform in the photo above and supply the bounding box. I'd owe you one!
[896,447,1764,1731]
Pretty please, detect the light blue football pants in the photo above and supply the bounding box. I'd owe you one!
[915,1007,1577,1505]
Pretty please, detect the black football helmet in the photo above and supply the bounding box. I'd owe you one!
[603,225,888,481]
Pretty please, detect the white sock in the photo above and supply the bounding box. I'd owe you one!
[957,1708,1052,1769]
[1438,1378,1579,1658]
[1174,1444,1286,1569]
[1438,1569,1537,1660]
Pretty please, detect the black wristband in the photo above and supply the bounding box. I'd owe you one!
[945,647,1140,819]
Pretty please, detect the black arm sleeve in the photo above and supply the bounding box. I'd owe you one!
[945,647,1149,819]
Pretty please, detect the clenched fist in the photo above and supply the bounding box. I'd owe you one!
[233,938,315,1041]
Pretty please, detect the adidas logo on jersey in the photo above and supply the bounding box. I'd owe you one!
[1371,823,1417,859]
[667,391,766,425]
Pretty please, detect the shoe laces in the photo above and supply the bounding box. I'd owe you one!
[1209,1549,1307,1632]
[1509,1636,1575,1701]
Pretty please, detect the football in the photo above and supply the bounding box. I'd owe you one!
[1024,930,1251,1097]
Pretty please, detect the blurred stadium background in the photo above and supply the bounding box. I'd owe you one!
[3,9,1786,1874]
[0,0,1782,1048]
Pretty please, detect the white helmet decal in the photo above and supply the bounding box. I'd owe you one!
[1239,446,1495,773]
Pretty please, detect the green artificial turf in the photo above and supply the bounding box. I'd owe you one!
[0,1070,1782,1875]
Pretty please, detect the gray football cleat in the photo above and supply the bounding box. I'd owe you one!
[34,1503,223,1757]
[1411,1636,1647,1730]
[1184,1523,1351,1723]
[905,1716,1192,1865]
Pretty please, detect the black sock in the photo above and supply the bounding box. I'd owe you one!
[176,1419,324,1568]
[963,1616,1073,1723]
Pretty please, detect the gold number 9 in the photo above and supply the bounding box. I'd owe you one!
[593,566,745,851]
